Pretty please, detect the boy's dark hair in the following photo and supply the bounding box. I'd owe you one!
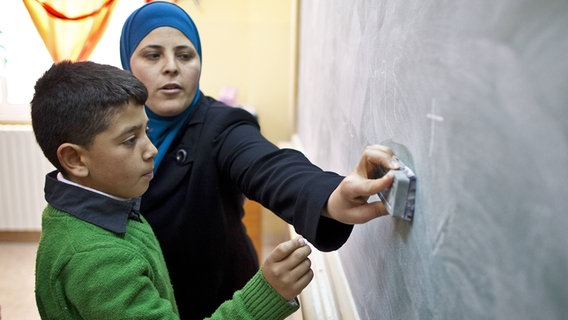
[31,60,148,173]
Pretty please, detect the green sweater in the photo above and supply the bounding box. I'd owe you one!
[36,204,298,319]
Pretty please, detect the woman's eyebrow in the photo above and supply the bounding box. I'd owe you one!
[175,44,196,50]
[141,44,163,50]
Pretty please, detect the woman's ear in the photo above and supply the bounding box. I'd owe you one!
[57,143,89,178]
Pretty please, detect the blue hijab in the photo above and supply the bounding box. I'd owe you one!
[120,1,202,172]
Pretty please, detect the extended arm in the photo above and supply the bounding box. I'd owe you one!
[324,144,399,224]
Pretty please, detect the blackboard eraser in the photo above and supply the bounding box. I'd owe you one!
[374,158,416,221]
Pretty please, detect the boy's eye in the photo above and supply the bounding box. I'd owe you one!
[123,136,137,146]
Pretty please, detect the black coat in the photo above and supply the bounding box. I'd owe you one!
[141,94,353,319]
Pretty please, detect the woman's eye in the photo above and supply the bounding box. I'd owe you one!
[178,51,195,61]
[144,52,160,60]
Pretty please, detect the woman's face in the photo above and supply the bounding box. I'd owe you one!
[130,27,201,117]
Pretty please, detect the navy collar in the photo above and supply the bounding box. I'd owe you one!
[44,171,142,234]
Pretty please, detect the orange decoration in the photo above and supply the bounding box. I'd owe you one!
[23,0,118,62]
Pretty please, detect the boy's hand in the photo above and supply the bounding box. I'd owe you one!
[262,236,313,301]
[324,144,399,224]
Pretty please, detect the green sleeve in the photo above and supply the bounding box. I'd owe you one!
[61,247,179,320]
[206,269,299,320]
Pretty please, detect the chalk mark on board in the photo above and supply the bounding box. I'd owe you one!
[391,57,401,124]
[427,99,445,157]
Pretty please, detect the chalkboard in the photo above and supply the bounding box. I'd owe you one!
[295,1,568,319]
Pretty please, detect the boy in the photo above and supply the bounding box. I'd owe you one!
[31,60,313,319]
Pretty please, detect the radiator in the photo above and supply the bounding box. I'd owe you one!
[0,125,54,230]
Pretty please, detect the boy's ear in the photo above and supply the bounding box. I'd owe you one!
[57,143,89,178]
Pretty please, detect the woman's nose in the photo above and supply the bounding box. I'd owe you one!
[163,54,179,74]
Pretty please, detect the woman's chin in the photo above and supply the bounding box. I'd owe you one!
[147,103,189,117]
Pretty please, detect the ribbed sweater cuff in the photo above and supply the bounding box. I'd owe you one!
[240,269,299,319]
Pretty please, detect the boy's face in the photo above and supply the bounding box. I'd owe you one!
[79,102,157,199]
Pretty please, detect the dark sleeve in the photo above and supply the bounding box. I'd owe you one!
[214,108,353,251]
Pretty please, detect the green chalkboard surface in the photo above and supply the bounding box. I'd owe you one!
[296,1,568,319]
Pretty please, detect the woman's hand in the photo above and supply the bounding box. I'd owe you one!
[324,145,400,224]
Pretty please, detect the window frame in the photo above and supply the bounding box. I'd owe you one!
[0,1,141,124]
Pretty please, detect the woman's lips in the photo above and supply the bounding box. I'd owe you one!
[160,83,182,94]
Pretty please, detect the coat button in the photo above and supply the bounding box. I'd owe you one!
[176,149,188,164]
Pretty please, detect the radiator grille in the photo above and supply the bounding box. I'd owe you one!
[0,125,54,230]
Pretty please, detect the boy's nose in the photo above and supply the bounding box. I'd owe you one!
[144,139,158,160]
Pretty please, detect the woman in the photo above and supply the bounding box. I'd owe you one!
[120,2,397,319]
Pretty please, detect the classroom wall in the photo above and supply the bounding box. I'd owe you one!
[181,0,296,143]
[295,1,568,319]
[0,0,296,143]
